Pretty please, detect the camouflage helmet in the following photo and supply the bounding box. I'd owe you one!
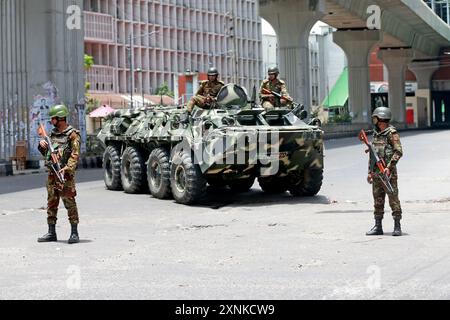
[207,67,219,76]
[268,66,279,75]
[372,107,392,121]
[49,104,69,119]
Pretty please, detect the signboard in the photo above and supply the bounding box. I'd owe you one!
[371,82,417,94]
[29,96,54,158]
[29,82,59,158]
[75,104,87,154]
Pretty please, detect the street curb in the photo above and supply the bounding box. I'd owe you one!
[0,156,104,178]
[322,126,435,140]
[13,170,47,176]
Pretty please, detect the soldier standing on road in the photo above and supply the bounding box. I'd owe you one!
[260,66,292,111]
[366,107,404,237]
[37,105,81,244]
[186,67,225,113]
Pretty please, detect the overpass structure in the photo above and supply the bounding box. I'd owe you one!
[259,0,450,125]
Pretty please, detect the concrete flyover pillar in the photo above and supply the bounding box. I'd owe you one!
[259,0,327,108]
[333,29,381,124]
[408,59,440,127]
[378,48,414,124]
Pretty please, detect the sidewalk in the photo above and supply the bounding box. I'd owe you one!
[1,155,103,178]
[321,122,425,140]
[12,167,47,176]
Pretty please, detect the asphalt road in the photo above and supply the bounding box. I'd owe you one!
[0,129,449,300]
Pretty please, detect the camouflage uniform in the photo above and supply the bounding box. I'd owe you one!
[260,78,292,111]
[370,125,403,220]
[39,126,81,225]
[186,80,225,113]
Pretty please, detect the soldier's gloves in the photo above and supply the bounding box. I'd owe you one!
[367,173,373,185]
[205,96,216,105]
[39,140,49,149]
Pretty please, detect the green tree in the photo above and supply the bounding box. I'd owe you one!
[84,54,94,69]
[84,54,94,91]
[155,81,174,97]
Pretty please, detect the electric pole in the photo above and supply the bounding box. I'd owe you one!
[128,33,134,110]
[226,1,239,84]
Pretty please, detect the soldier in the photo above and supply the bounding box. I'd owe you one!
[37,104,81,244]
[260,66,292,111]
[366,107,404,237]
[186,67,225,113]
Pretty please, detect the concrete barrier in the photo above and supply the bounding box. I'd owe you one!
[0,160,14,176]
[322,122,415,140]
[322,123,372,140]
[80,156,103,169]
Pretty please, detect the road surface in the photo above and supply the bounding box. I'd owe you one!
[0,129,449,300]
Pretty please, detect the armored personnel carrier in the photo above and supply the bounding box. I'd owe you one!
[97,84,324,205]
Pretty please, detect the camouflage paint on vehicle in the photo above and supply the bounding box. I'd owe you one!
[97,84,324,204]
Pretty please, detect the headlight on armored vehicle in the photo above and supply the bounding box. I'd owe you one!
[202,120,214,131]
[172,115,181,129]
[222,117,235,126]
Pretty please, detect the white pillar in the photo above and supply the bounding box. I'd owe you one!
[378,48,414,124]
[409,60,439,90]
[259,0,326,108]
[409,59,440,127]
[333,30,381,124]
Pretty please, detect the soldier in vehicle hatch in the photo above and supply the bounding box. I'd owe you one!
[260,66,292,111]
[186,67,225,113]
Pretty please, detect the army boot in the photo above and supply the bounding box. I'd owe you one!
[366,218,383,236]
[38,224,57,242]
[392,218,402,237]
[68,224,79,244]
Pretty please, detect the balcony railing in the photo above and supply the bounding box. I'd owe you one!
[86,65,115,93]
[84,11,114,43]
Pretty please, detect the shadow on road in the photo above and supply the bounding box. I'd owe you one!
[196,186,332,209]
[314,209,373,214]
[53,239,94,244]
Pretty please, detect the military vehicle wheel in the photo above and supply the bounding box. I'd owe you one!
[258,176,289,194]
[103,145,122,191]
[228,177,255,193]
[121,146,147,194]
[289,168,323,197]
[148,148,172,199]
[170,149,207,205]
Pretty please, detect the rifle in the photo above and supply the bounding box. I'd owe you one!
[204,94,218,105]
[358,129,394,194]
[38,124,65,187]
[261,88,295,104]
[261,88,306,119]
